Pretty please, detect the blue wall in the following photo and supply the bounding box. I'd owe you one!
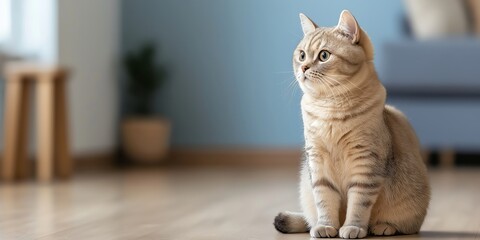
[121,0,405,148]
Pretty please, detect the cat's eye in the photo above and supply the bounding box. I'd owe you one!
[299,50,306,61]
[318,50,330,62]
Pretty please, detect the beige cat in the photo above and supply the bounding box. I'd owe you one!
[274,10,430,239]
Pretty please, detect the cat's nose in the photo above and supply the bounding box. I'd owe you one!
[301,65,310,73]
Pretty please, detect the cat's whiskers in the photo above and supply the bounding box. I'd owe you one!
[321,75,354,107]
[276,71,301,104]
[288,76,297,89]
[329,73,364,92]
[315,75,338,103]
[323,74,363,107]
[289,76,300,100]
[285,72,302,102]
[324,78,350,107]
[315,72,349,105]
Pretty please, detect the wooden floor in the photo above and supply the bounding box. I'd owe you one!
[0,166,479,239]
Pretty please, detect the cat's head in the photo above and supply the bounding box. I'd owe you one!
[293,10,374,97]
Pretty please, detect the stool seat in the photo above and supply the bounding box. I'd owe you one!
[5,62,67,78]
[2,62,72,182]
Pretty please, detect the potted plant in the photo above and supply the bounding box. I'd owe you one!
[122,43,170,163]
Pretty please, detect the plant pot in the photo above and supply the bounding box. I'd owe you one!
[121,117,171,163]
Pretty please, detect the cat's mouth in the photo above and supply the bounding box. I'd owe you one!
[297,72,306,82]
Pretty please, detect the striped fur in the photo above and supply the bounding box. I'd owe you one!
[275,11,430,239]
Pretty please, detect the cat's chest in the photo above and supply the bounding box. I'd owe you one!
[306,118,336,139]
[300,100,358,151]
[304,119,350,159]
[302,107,345,139]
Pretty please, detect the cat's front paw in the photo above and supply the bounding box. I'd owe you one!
[339,226,367,239]
[310,225,338,238]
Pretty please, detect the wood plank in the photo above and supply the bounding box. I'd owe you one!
[0,167,476,239]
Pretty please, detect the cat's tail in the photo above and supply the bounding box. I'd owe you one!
[273,211,309,233]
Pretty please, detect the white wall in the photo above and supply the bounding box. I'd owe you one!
[57,0,119,154]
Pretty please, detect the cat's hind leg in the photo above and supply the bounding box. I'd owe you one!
[370,222,397,236]
[369,214,423,236]
[273,211,309,233]
[369,196,426,236]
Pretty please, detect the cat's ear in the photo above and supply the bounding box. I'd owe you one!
[299,13,318,35]
[336,10,360,44]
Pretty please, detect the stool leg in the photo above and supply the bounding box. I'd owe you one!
[16,81,32,179]
[54,77,72,178]
[36,77,55,182]
[2,80,23,181]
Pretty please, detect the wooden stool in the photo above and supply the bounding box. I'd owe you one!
[2,63,72,182]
